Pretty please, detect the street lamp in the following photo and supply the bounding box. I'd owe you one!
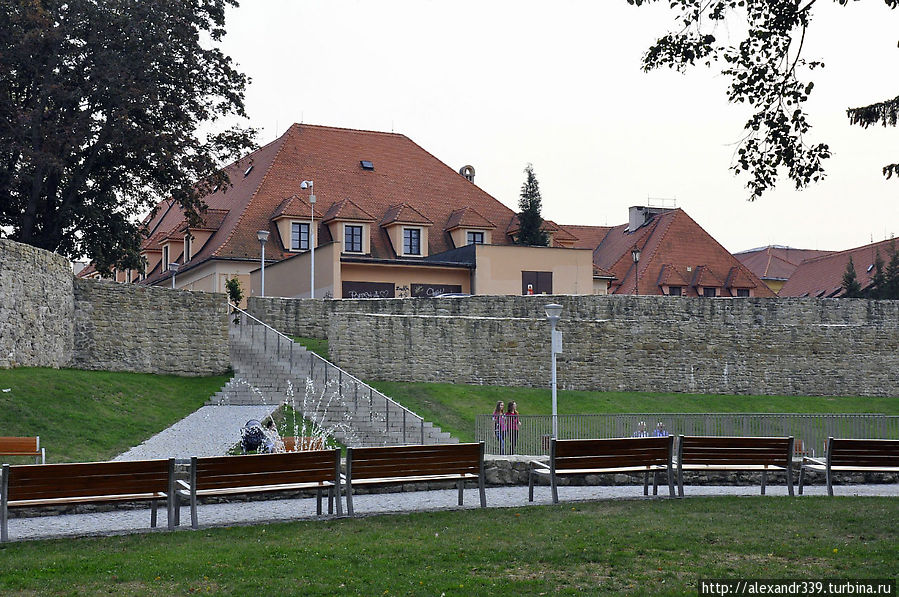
[300,180,315,299]
[631,246,641,295]
[545,303,563,439]
[168,262,180,289]
[257,230,270,297]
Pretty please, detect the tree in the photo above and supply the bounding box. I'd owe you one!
[515,164,549,246]
[841,256,862,298]
[626,0,899,200]
[225,276,244,307]
[0,0,256,273]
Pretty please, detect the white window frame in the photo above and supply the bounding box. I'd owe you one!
[291,221,310,251]
[344,224,363,253]
[162,246,170,271]
[467,230,485,245]
[184,234,192,262]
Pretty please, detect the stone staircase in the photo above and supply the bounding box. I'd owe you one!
[209,320,457,448]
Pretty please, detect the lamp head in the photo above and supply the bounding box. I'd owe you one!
[544,303,563,322]
[168,262,179,273]
[300,180,313,190]
[257,230,270,244]
[631,246,641,263]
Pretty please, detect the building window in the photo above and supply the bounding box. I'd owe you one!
[403,228,421,255]
[291,222,310,251]
[522,271,553,295]
[702,287,717,298]
[668,286,682,296]
[467,231,485,245]
[184,235,192,261]
[345,225,363,253]
[736,288,750,298]
[162,246,170,270]
[127,270,133,284]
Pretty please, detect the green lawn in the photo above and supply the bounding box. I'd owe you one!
[368,381,899,443]
[0,368,229,463]
[1,497,896,595]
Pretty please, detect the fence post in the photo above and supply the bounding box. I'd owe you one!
[403,409,407,444]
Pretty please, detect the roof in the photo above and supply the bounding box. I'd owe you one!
[779,238,898,297]
[271,196,320,220]
[138,124,530,285]
[445,207,496,231]
[592,208,775,297]
[561,224,613,250]
[735,245,833,282]
[380,203,433,226]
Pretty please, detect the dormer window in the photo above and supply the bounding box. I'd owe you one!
[162,246,170,271]
[403,228,422,256]
[291,222,310,251]
[467,231,485,245]
[184,234,192,262]
[345,225,363,253]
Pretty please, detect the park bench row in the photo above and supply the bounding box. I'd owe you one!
[3,437,897,542]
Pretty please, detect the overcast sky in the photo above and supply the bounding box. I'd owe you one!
[216,1,898,253]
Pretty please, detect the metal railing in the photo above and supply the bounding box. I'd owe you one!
[475,413,899,456]
[230,305,432,446]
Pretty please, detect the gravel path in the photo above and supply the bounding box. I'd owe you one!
[113,405,279,461]
[6,483,898,543]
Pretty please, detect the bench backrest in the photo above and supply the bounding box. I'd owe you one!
[552,437,673,470]
[347,443,483,481]
[3,459,172,501]
[192,450,341,490]
[828,438,899,468]
[281,436,327,452]
[678,436,793,466]
[0,437,40,456]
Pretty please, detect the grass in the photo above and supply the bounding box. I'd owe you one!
[368,381,899,443]
[0,368,229,463]
[291,336,329,360]
[0,497,896,595]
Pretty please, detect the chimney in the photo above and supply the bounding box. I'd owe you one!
[629,206,648,232]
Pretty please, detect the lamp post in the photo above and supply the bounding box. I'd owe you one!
[257,230,270,297]
[631,246,641,295]
[300,180,315,298]
[169,262,180,289]
[545,303,563,439]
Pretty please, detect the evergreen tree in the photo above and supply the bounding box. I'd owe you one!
[515,164,549,246]
[869,250,887,299]
[882,241,899,299]
[841,257,862,298]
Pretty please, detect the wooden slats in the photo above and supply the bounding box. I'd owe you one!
[679,437,791,467]
[829,439,899,467]
[193,451,339,490]
[0,437,40,456]
[8,460,170,501]
[555,437,669,458]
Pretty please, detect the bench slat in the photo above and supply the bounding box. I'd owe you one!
[555,437,670,457]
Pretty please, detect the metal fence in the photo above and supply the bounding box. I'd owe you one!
[475,413,899,457]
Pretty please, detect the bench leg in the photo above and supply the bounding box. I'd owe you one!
[190,490,198,530]
[328,487,334,515]
[798,467,805,495]
[652,471,659,496]
[150,499,158,528]
[677,466,684,498]
[346,484,355,517]
[761,470,767,496]
[316,488,323,516]
[826,467,833,497]
[1,470,7,542]
[667,467,675,497]
[478,474,486,508]
[786,464,794,497]
[551,472,559,504]
[457,479,464,506]
[643,471,649,496]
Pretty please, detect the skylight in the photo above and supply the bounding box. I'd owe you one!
[360,160,374,170]
[867,264,875,272]
[244,165,254,177]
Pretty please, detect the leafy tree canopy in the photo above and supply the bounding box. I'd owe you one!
[626,0,899,200]
[0,0,256,273]
[515,163,549,246]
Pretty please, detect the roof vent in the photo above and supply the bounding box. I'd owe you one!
[360,160,374,170]
[459,165,475,182]
[244,165,254,177]
[867,263,875,272]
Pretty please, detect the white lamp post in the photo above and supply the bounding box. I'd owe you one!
[169,262,179,289]
[631,245,641,295]
[545,303,563,439]
[257,230,270,297]
[300,180,315,299]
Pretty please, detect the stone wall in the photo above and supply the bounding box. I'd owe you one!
[0,239,74,369]
[250,294,899,397]
[73,279,230,376]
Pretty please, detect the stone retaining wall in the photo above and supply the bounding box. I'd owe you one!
[0,239,74,369]
[249,294,899,397]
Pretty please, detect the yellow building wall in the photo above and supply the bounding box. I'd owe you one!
[340,263,470,298]
[253,242,340,299]
[472,245,593,295]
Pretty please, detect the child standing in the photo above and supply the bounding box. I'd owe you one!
[505,401,520,454]
[492,401,505,454]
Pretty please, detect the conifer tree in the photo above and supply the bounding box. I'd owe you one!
[515,164,549,246]
[841,257,862,298]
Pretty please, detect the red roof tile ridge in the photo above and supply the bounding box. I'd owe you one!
[632,210,677,283]
[800,237,895,265]
[292,122,409,141]
[210,127,294,258]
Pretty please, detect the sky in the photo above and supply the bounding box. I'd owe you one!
[215,0,899,254]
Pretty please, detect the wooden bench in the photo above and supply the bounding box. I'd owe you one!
[177,449,342,529]
[344,443,486,517]
[1,458,175,542]
[0,437,45,464]
[281,436,326,452]
[529,437,675,504]
[677,436,794,497]
[798,437,899,496]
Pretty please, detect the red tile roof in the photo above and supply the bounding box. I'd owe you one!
[323,198,376,223]
[271,196,319,220]
[380,203,433,226]
[445,207,495,231]
[593,208,775,297]
[735,246,833,282]
[140,124,529,284]
[779,238,897,297]
[562,224,613,250]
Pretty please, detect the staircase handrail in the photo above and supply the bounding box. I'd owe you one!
[231,303,431,443]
